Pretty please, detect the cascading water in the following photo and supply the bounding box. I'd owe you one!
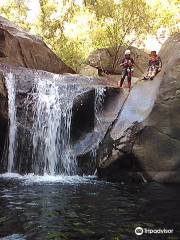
[4,73,86,176]
[90,87,106,160]
[95,87,106,126]
[31,76,78,175]
[4,73,17,173]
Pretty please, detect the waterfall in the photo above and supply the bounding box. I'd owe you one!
[95,87,106,126]
[5,73,17,173]
[4,73,84,176]
[31,77,79,175]
[4,70,108,176]
[90,87,106,160]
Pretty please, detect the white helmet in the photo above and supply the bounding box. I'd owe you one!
[125,49,131,55]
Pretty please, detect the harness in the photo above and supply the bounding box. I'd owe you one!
[123,58,134,69]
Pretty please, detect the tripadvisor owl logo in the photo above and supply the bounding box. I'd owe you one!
[135,226,174,236]
[135,227,144,235]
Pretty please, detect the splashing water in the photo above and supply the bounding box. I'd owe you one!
[90,87,106,160]
[94,87,106,127]
[4,70,107,176]
[31,76,83,175]
[4,73,17,172]
[4,73,86,176]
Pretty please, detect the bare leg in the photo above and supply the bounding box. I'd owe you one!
[150,69,157,80]
[144,68,150,80]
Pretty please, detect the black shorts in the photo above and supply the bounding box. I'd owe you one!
[122,69,132,80]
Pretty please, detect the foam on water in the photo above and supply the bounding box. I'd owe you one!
[0,173,97,185]
[0,234,26,240]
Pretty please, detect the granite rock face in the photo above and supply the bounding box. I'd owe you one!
[0,16,75,74]
[97,33,180,183]
[133,33,180,183]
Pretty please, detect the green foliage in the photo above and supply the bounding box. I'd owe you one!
[0,0,30,30]
[147,0,180,34]
[0,0,179,71]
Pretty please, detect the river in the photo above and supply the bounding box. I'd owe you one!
[0,175,179,240]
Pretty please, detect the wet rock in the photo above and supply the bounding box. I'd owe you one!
[0,71,7,119]
[0,16,75,74]
[0,71,8,164]
[133,33,180,183]
[97,33,180,183]
[75,88,128,175]
[0,64,121,174]
[71,90,95,143]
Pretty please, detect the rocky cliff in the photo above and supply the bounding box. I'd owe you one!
[97,33,180,183]
[0,16,75,74]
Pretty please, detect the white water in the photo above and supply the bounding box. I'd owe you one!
[0,172,97,185]
[95,87,106,127]
[90,87,106,160]
[0,234,26,240]
[4,72,107,177]
[4,73,86,176]
[31,76,84,175]
[4,73,17,173]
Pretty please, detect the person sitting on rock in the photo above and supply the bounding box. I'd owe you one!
[144,51,162,80]
[119,49,134,92]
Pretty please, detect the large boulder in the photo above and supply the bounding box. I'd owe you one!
[0,16,75,74]
[97,33,180,183]
[88,46,149,77]
[133,33,180,183]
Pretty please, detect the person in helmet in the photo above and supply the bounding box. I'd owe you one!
[144,51,162,80]
[119,49,134,92]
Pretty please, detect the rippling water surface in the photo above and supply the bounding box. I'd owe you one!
[0,174,180,240]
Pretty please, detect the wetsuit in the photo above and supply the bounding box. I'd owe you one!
[120,57,134,90]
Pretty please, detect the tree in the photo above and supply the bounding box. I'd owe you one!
[87,0,153,70]
[0,0,30,30]
[36,0,86,71]
[0,0,179,72]
[147,0,180,35]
